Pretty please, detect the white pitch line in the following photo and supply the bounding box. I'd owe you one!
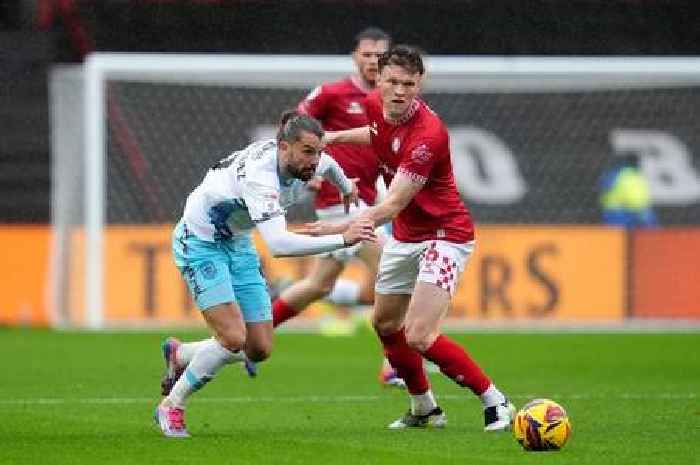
[0,392,696,405]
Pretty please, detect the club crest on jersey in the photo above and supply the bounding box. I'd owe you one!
[392,137,401,153]
[346,101,364,114]
[199,261,218,280]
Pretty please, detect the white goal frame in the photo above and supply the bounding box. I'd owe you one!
[77,53,700,329]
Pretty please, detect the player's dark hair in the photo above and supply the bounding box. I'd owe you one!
[277,110,324,143]
[353,27,391,50]
[379,45,425,76]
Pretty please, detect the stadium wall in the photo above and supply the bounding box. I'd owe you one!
[631,229,700,319]
[2,225,699,327]
[0,226,51,326]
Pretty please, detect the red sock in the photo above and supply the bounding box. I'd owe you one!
[272,298,297,328]
[379,329,430,395]
[423,335,491,395]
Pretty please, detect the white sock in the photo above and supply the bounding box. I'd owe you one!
[410,390,437,415]
[326,279,360,306]
[176,338,213,366]
[165,338,245,408]
[479,384,507,408]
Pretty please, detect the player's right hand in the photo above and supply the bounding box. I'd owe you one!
[342,218,377,246]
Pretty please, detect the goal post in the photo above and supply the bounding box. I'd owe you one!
[50,54,700,329]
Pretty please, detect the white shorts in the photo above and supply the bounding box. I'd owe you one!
[315,201,386,263]
[375,237,475,296]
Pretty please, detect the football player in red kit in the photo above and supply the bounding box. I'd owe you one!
[270,28,405,387]
[316,45,516,430]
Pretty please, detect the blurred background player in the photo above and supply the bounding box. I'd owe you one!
[155,111,376,438]
[318,45,515,431]
[600,153,658,228]
[269,27,404,387]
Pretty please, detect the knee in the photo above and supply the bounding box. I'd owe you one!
[404,324,435,353]
[314,279,336,297]
[217,328,247,352]
[372,312,401,337]
[246,343,272,362]
[297,277,334,299]
[358,285,375,306]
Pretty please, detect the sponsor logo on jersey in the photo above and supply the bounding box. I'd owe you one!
[346,101,364,114]
[411,144,432,164]
[397,167,427,184]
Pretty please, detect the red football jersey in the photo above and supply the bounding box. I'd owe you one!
[298,76,380,209]
[365,91,475,243]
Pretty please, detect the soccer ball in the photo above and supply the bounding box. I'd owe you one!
[513,399,571,451]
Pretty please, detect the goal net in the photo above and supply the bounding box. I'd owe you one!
[50,55,700,329]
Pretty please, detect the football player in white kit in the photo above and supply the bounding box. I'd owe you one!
[155,111,376,438]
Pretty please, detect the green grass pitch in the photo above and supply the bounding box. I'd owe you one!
[1,327,698,464]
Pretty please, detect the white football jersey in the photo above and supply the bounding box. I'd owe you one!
[182,139,348,242]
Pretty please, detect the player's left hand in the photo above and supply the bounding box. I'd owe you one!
[341,178,360,214]
[295,220,349,236]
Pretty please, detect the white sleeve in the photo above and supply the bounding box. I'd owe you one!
[316,152,353,195]
[241,180,285,223]
[257,215,346,257]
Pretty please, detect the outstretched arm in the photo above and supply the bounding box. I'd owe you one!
[324,126,372,145]
[257,215,376,258]
[359,171,423,227]
[258,216,344,257]
[298,172,422,237]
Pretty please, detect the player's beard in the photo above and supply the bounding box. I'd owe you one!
[286,163,316,182]
[363,68,378,87]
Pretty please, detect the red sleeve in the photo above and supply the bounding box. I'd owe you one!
[397,138,441,185]
[297,85,329,119]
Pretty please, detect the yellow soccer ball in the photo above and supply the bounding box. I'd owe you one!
[513,399,572,451]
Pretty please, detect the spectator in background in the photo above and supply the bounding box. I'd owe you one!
[600,153,658,228]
